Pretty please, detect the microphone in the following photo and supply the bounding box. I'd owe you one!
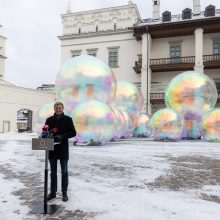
[40,125,59,138]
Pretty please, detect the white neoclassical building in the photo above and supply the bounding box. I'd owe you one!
[0,26,56,133]
[1,0,220,132]
[59,0,220,114]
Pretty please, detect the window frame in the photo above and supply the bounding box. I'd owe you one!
[71,50,82,57]
[213,39,220,55]
[108,47,120,68]
[86,48,98,57]
[169,42,182,58]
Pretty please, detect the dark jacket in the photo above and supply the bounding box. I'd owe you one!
[45,113,76,160]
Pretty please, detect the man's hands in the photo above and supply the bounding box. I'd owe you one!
[54,135,63,143]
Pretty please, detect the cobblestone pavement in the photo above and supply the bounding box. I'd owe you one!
[0,138,220,219]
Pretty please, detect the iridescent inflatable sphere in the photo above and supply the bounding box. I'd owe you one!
[133,113,151,137]
[71,100,116,145]
[35,102,54,135]
[120,110,134,138]
[165,71,217,115]
[150,108,183,141]
[165,71,217,139]
[55,55,116,113]
[112,81,144,118]
[111,108,126,141]
[201,108,220,142]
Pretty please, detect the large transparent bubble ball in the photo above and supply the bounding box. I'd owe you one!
[182,112,202,139]
[165,71,217,116]
[71,100,116,145]
[120,110,134,138]
[150,108,183,141]
[55,55,117,113]
[133,113,151,137]
[111,108,126,141]
[35,102,54,135]
[201,108,220,142]
[112,81,144,118]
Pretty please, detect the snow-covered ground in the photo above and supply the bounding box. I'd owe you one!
[0,132,220,220]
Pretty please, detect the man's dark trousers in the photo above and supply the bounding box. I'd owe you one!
[49,158,68,194]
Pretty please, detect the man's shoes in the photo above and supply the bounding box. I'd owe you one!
[62,192,68,202]
[47,192,56,201]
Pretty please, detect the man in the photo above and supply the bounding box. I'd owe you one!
[45,101,76,202]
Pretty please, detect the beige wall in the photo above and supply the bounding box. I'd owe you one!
[0,84,56,132]
[204,33,220,55]
[151,35,195,59]
[61,31,142,84]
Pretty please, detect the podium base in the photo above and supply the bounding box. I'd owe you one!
[30,202,59,215]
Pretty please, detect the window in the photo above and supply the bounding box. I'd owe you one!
[213,39,220,55]
[87,48,98,57]
[108,47,119,68]
[71,50,82,57]
[169,42,182,63]
[96,25,98,32]
[154,1,158,5]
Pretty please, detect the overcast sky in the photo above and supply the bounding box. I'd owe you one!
[0,0,220,89]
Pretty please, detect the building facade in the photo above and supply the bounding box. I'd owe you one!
[0,26,7,81]
[0,26,56,133]
[59,1,142,90]
[133,0,220,113]
[59,0,220,115]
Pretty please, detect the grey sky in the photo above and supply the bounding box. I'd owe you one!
[0,0,220,89]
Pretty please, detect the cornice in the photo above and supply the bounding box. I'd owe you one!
[58,28,133,40]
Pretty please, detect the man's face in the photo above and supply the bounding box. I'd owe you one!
[54,104,64,115]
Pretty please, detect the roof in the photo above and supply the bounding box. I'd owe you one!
[134,9,220,27]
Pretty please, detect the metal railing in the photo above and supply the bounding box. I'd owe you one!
[203,54,220,62]
[150,93,165,99]
[150,56,195,65]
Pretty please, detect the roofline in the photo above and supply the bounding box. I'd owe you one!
[135,15,220,28]
[61,4,141,19]
[0,81,56,95]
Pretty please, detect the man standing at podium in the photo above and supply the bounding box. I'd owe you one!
[45,101,76,202]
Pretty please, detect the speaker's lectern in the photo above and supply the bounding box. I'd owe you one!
[30,138,59,215]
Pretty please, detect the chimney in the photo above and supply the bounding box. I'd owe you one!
[66,1,71,14]
[193,0,201,15]
[152,0,160,20]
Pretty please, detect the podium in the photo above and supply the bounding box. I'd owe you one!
[30,138,59,215]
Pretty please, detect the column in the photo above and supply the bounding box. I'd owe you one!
[141,33,152,115]
[194,28,204,73]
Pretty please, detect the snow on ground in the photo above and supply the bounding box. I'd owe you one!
[0,132,220,220]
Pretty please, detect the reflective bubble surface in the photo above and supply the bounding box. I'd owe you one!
[165,71,217,115]
[133,114,151,137]
[71,100,116,145]
[150,108,183,141]
[111,108,126,141]
[35,103,54,136]
[112,81,144,118]
[201,108,220,142]
[56,55,116,113]
[121,110,134,138]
